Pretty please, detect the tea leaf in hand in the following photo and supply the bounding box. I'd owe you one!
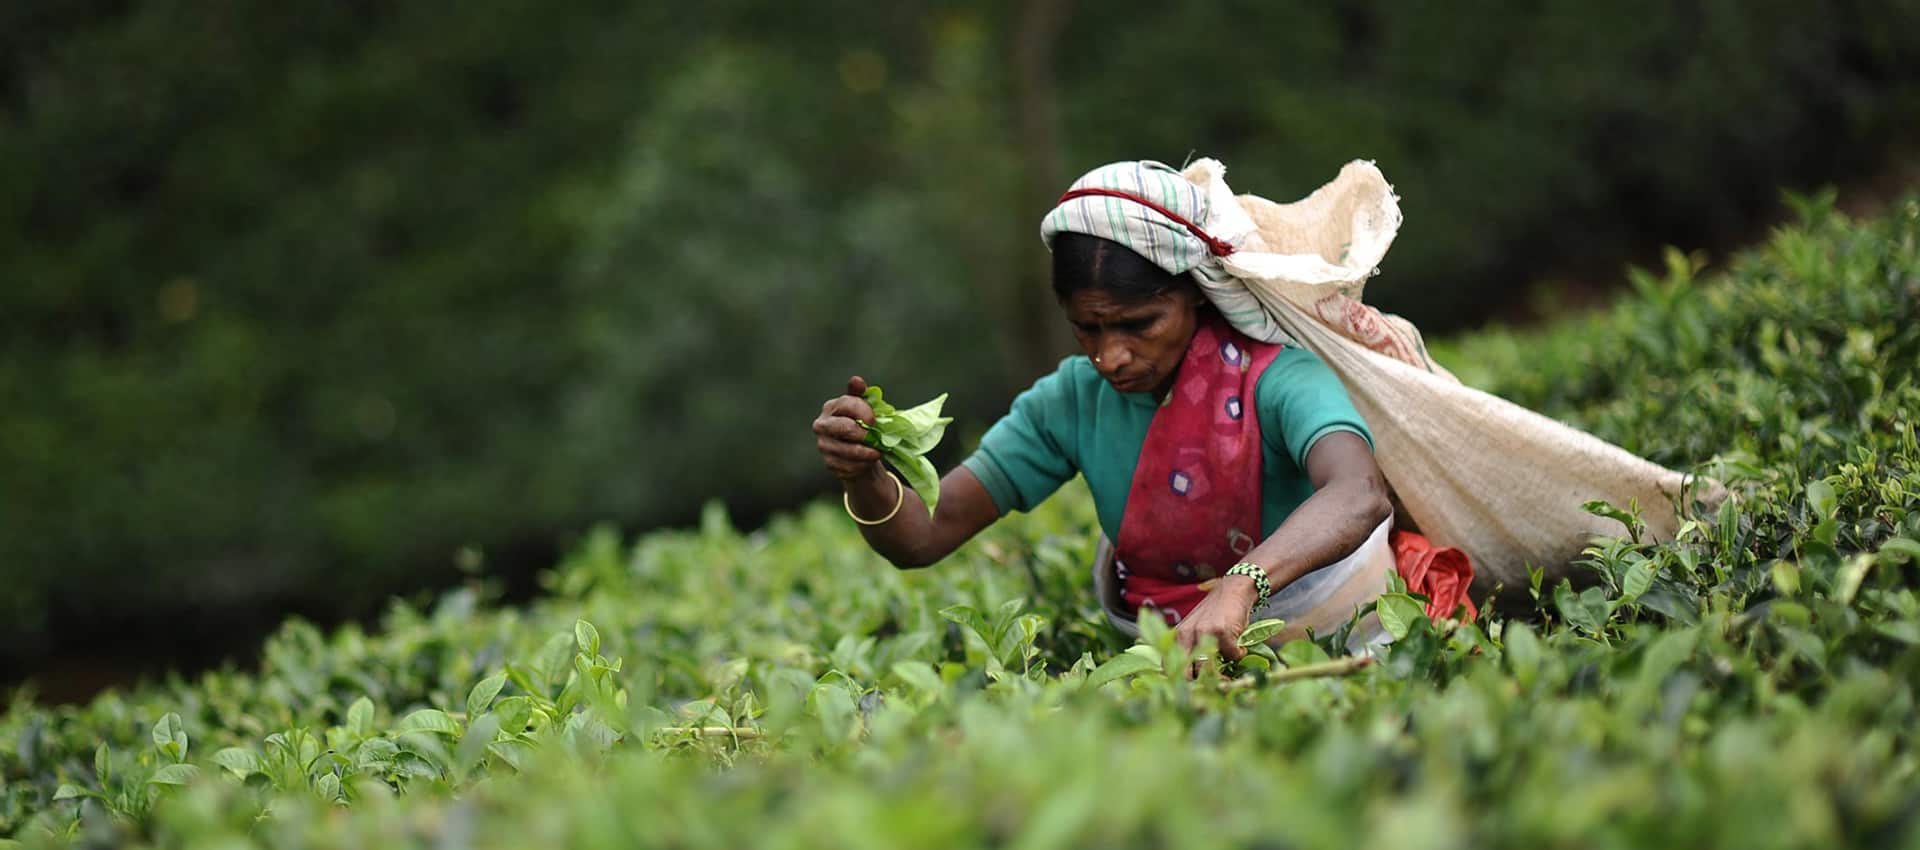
[860,386,953,516]
[1238,618,1287,647]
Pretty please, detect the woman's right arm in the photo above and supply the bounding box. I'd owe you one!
[813,375,1001,568]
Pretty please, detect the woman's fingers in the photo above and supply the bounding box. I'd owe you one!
[818,437,881,463]
[1219,637,1249,663]
[821,394,876,427]
[1174,618,1249,665]
[812,413,871,445]
[815,378,883,482]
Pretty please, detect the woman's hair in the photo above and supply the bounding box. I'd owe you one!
[1050,232,1196,303]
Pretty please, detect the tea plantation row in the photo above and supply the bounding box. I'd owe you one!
[2,193,1917,848]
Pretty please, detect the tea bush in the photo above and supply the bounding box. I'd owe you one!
[1,195,1915,848]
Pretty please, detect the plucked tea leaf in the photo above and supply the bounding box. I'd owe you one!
[860,385,953,516]
[1237,618,1287,647]
[894,456,941,519]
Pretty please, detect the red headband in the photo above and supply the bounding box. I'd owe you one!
[1056,187,1236,257]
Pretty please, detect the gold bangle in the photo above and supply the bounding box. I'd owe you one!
[844,470,905,526]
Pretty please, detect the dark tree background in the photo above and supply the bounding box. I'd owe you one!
[3,0,1917,689]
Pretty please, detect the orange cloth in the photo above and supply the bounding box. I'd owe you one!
[1389,529,1478,620]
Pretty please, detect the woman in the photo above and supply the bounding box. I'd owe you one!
[812,161,1405,663]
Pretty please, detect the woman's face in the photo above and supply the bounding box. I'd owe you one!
[1062,286,1201,397]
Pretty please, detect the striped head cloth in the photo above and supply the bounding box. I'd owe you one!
[1039,160,1235,278]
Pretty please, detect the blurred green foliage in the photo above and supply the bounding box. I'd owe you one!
[2,1,1918,672]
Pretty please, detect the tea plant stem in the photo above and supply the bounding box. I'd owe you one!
[653,726,764,740]
[1220,655,1373,693]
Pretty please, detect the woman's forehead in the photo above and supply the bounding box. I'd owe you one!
[1063,289,1171,321]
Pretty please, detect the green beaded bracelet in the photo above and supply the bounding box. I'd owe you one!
[1225,562,1271,610]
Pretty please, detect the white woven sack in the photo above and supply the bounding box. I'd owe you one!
[1179,158,1717,593]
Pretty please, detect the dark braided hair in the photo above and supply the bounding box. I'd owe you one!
[1050,233,1199,304]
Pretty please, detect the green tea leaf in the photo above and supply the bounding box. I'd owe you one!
[1873,621,1920,645]
[398,709,462,737]
[1771,561,1802,597]
[536,632,576,692]
[860,384,953,517]
[355,738,400,773]
[1504,622,1542,684]
[574,620,601,657]
[93,743,111,785]
[889,661,944,699]
[211,747,264,779]
[492,697,533,735]
[1084,651,1158,690]
[1555,582,1604,636]
[1278,639,1330,668]
[1237,618,1287,647]
[1879,537,1920,565]
[151,713,188,762]
[1636,627,1697,685]
[808,682,860,742]
[1582,499,1636,532]
[346,697,375,737]
[894,455,942,519]
[456,714,503,780]
[1620,558,1656,604]
[467,673,508,719]
[1835,553,1875,605]
[1376,593,1426,640]
[1805,479,1838,518]
[487,740,534,772]
[52,785,86,802]
[147,764,199,786]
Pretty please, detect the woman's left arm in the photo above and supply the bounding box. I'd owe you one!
[1173,432,1392,660]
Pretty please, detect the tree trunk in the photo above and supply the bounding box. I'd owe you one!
[1006,0,1076,380]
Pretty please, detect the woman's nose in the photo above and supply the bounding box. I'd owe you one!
[1098,340,1131,371]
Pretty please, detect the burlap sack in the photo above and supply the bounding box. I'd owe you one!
[1179,158,1719,596]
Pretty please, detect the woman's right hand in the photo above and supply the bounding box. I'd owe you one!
[813,375,885,483]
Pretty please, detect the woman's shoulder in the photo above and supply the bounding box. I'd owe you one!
[1255,344,1338,385]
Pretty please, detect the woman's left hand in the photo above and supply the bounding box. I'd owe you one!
[1174,574,1261,671]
